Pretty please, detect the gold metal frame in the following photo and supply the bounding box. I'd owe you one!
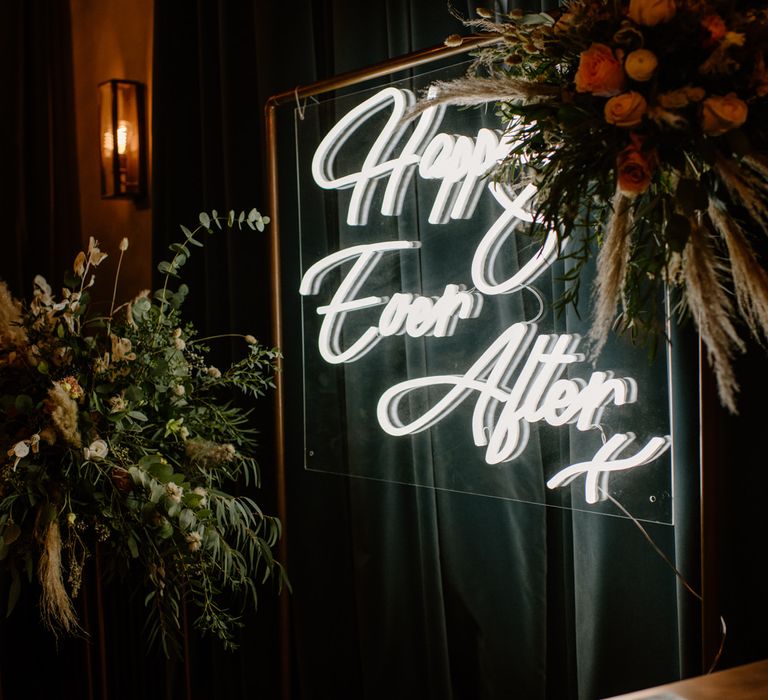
[264,37,493,699]
[264,36,713,696]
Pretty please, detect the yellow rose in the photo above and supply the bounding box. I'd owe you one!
[604,92,648,127]
[628,0,676,26]
[701,93,748,135]
[625,49,658,82]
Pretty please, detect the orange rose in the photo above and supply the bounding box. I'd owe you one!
[628,0,676,26]
[701,14,726,45]
[604,92,648,127]
[575,43,625,96]
[701,93,748,135]
[625,49,658,82]
[617,141,656,196]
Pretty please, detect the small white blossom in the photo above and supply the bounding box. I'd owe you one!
[119,237,129,251]
[84,439,109,460]
[172,384,186,397]
[179,426,190,440]
[186,531,202,552]
[8,441,30,469]
[206,366,221,379]
[174,337,186,351]
[109,395,127,413]
[165,482,184,504]
[192,486,208,507]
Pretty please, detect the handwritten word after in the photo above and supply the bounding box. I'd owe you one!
[300,86,670,505]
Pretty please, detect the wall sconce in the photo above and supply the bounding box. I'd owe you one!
[99,79,146,199]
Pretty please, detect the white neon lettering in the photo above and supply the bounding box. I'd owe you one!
[302,88,672,508]
[471,183,564,296]
[299,241,419,364]
[376,322,647,466]
[301,248,483,361]
[546,433,671,504]
[311,87,511,228]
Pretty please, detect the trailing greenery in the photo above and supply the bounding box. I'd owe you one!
[0,207,285,656]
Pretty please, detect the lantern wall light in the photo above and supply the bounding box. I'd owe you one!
[99,79,146,200]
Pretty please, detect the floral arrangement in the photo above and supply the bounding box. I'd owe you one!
[0,209,285,656]
[427,0,768,411]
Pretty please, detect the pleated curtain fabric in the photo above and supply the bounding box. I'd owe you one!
[151,1,697,699]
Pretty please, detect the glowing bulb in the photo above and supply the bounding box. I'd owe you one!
[116,121,129,155]
[103,122,131,156]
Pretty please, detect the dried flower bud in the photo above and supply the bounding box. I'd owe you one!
[244,335,257,345]
[119,237,129,251]
[186,531,202,552]
[74,252,86,277]
[444,34,463,47]
[476,7,493,19]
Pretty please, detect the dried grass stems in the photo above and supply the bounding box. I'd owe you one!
[38,519,82,636]
[405,76,560,122]
[684,216,745,413]
[708,199,768,344]
[715,155,768,235]
[589,190,634,359]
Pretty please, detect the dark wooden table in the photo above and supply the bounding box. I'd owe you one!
[603,659,768,699]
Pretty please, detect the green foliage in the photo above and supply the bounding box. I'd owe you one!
[0,209,285,655]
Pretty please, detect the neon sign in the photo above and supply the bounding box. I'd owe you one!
[300,87,670,507]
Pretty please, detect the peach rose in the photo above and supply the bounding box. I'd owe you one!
[701,14,726,45]
[701,93,748,135]
[605,92,648,127]
[575,43,625,96]
[617,141,656,196]
[628,0,676,26]
[625,49,658,82]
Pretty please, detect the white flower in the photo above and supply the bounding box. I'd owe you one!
[179,426,190,440]
[84,439,109,460]
[186,531,202,552]
[119,237,129,251]
[165,482,183,504]
[172,384,186,397]
[8,441,30,469]
[109,395,127,413]
[174,337,186,351]
[87,236,108,266]
[192,486,208,507]
[206,366,221,379]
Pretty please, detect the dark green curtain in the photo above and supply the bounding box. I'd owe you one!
[149,1,706,699]
[0,0,81,296]
[0,1,85,698]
